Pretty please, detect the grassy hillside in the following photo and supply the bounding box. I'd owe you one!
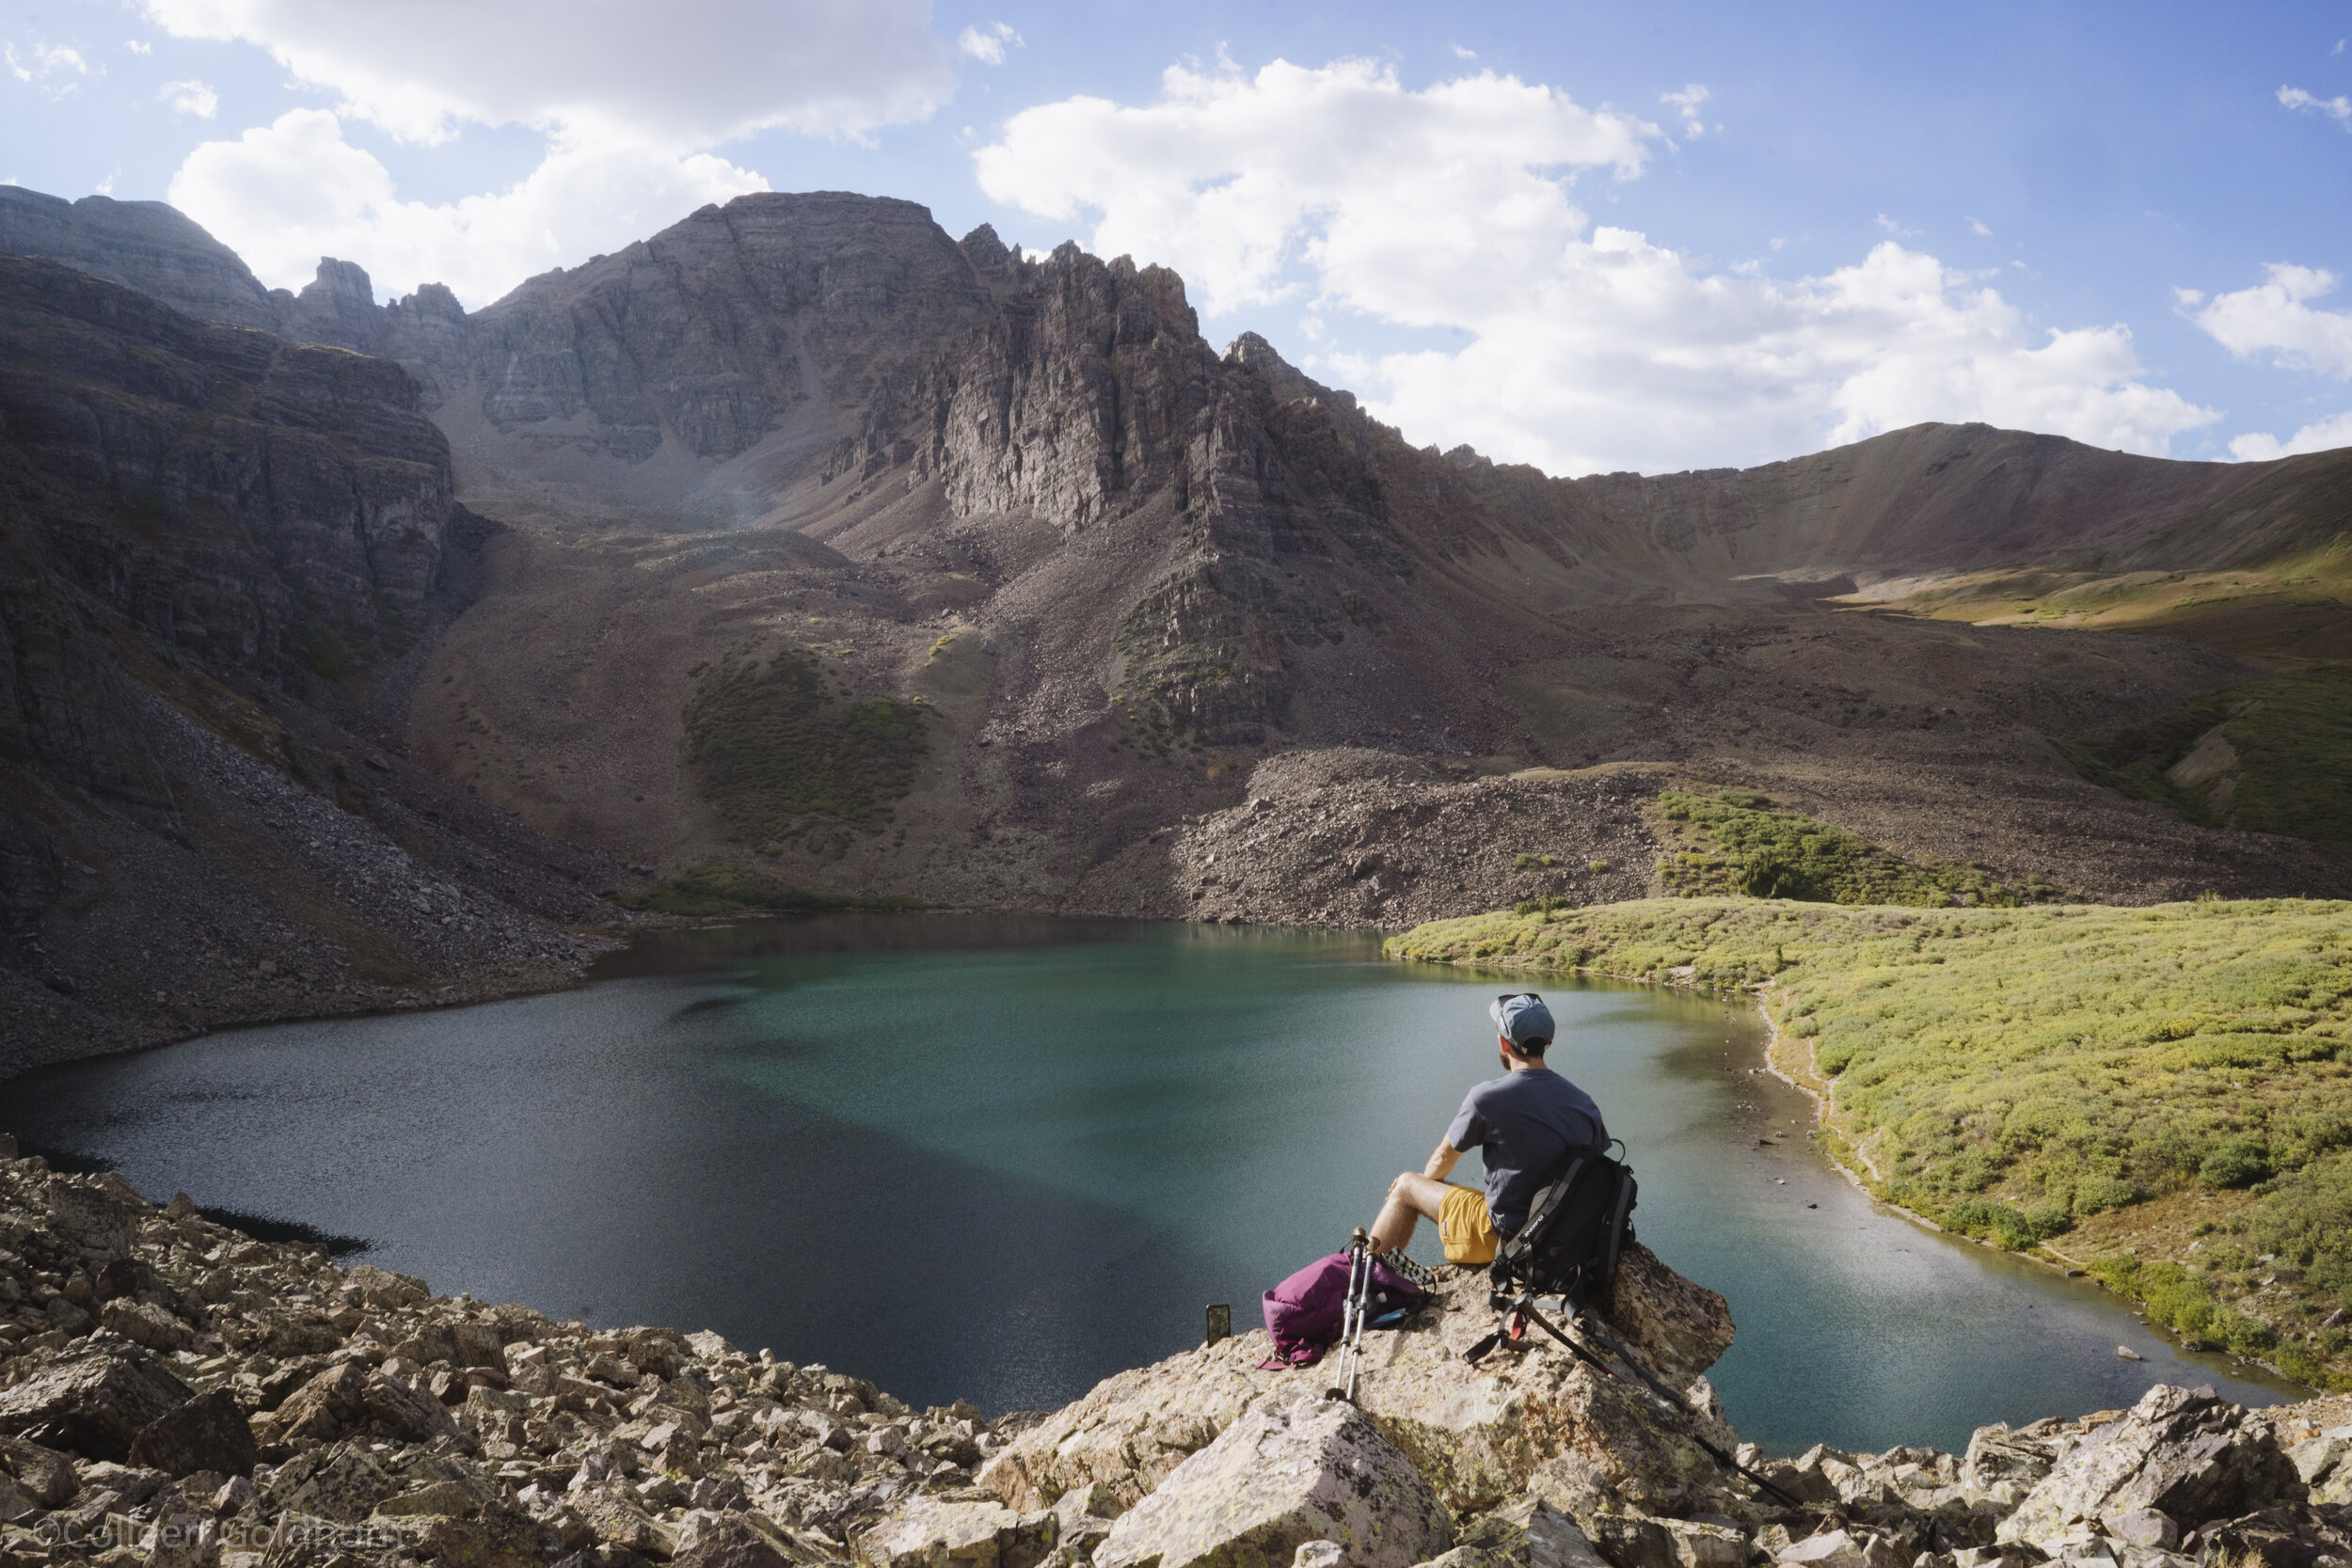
[1390,895,2352,1386]
[2065,669,2352,853]
[1854,544,2352,663]
[683,647,932,852]
[1655,790,2053,905]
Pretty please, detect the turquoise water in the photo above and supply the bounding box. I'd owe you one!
[2,915,2296,1452]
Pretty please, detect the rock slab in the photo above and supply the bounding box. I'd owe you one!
[128,1387,258,1478]
[1092,1392,1454,1568]
[0,1340,193,1460]
[1995,1385,2298,1553]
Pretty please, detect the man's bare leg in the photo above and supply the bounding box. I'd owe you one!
[1370,1172,1453,1255]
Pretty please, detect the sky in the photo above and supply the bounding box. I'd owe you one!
[4,0,2350,478]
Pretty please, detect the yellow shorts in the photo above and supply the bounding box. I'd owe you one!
[1438,1185,1501,1265]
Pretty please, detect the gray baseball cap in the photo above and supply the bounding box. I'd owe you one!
[1489,992,1554,1050]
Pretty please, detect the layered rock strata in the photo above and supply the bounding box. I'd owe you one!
[0,256,627,1072]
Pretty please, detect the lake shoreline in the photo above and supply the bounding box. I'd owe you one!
[1393,937,2325,1401]
[9,914,2306,1452]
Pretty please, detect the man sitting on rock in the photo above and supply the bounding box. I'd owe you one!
[1369,992,1609,1266]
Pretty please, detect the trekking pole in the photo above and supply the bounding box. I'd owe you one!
[1327,1228,1372,1402]
[1509,1296,1803,1510]
[1343,1228,1373,1402]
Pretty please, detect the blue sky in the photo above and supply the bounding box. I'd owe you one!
[6,0,2349,475]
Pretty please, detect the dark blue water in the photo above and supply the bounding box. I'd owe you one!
[1,915,2294,1452]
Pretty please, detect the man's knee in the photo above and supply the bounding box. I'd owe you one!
[1392,1173,1448,1219]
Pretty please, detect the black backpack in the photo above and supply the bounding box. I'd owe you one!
[1488,1144,1637,1319]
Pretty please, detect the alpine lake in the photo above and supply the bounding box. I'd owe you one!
[3,915,2300,1455]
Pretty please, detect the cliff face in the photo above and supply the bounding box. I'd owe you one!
[0,256,622,1074]
[0,257,453,683]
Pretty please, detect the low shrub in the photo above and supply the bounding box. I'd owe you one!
[1947,1198,2071,1250]
[2201,1136,2273,1189]
[1655,790,2026,907]
[2072,1174,2139,1215]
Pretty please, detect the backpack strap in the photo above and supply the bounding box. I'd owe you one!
[1492,1153,1588,1289]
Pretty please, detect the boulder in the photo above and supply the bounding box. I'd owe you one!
[261,1442,400,1524]
[1654,1517,1746,1568]
[1772,1528,1905,1568]
[557,1550,660,1568]
[276,1363,460,1445]
[0,1471,41,1527]
[1091,1393,1454,1568]
[1585,1513,1678,1568]
[404,1498,549,1568]
[2192,1504,2352,1568]
[100,1297,196,1352]
[0,1340,194,1460]
[1413,1498,1607,1568]
[128,1389,259,1478]
[78,1458,174,1505]
[96,1257,153,1302]
[453,1322,512,1371]
[40,1175,143,1260]
[851,1492,1046,1568]
[376,1480,483,1518]
[978,1249,1737,1518]
[0,1433,81,1507]
[673,1513,829,1568]
[2099,1508,2177,1549]
[1962,1427,2059,1494]
[1995,1386,2299,1554]
[573,1482,680,1560]
[343,1263,430,1309]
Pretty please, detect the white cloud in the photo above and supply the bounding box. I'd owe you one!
[977,57,2217,474]
[1966,215,1993,237]
[167,108,766,307]
[126,39,152,55]
[2229,410,2352,460]
[1660,83,1708,138]
[977,57,1660,316]
[158,78,217,118]
[957,22,1020,66]
[1452,44,1478,60]
[135,0,953,148]
[2280,85,2352,128]
[2189,263,2352,377]
[8,41,88,96]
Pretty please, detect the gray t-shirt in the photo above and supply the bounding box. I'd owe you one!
[1445,1068,1609,1236]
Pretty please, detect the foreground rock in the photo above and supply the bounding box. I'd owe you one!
[977,1244,1738,1520]
[8,1139,2352,1568]
[1091,1394,1453,1568]
[0,1147,1011,1567]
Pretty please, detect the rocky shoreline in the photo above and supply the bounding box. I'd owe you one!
[6,1137,2352,1568]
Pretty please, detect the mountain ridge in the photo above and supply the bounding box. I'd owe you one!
[2,184,2347,1070]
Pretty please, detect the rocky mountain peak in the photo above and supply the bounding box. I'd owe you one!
[0,186,281,332]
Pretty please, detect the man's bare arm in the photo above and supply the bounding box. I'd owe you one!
[1423,1139,1462,1180]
